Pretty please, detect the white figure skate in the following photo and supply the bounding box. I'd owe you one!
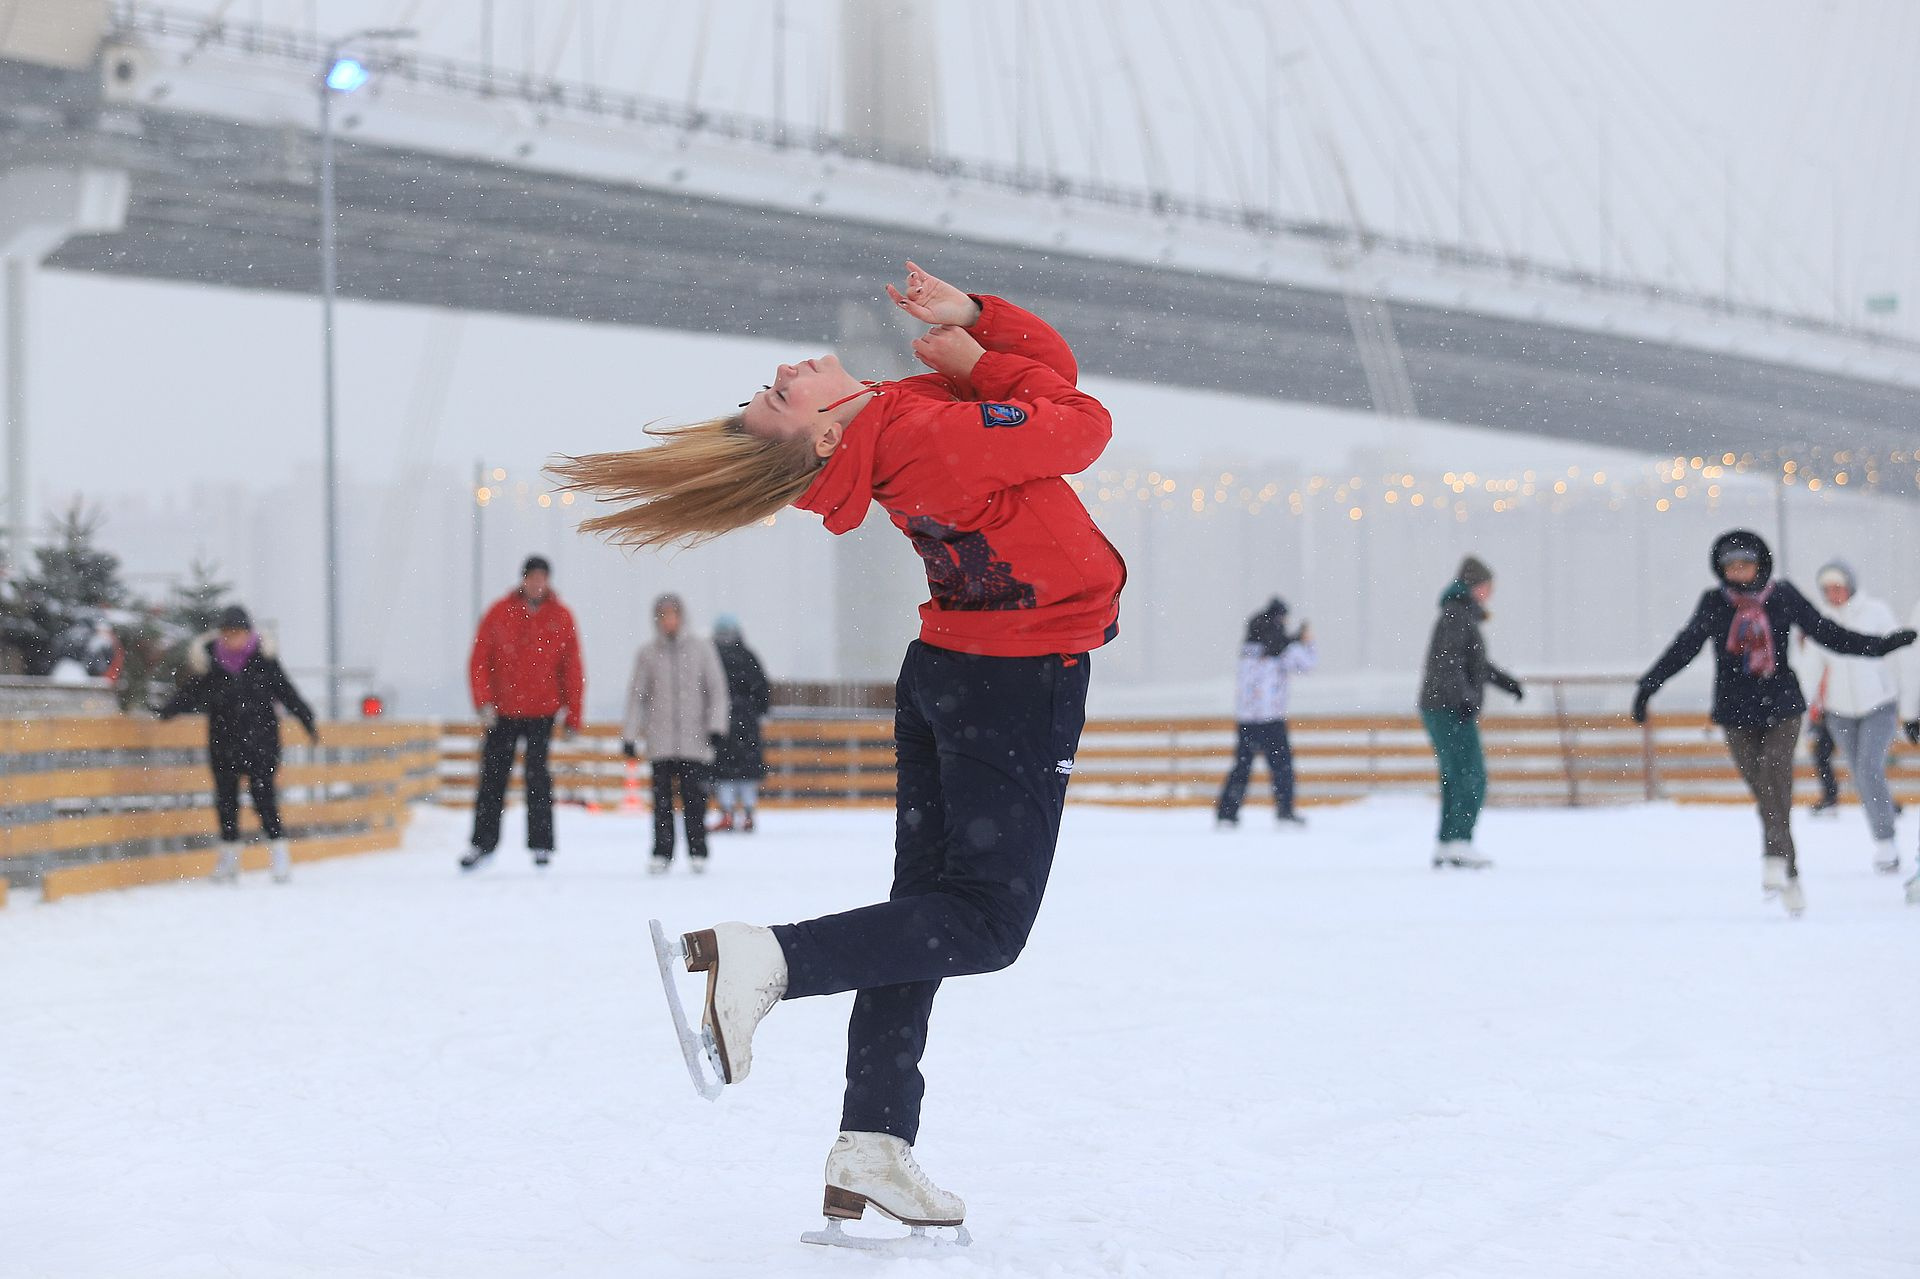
[1432,841,1492,869]
[270,839,292,884]
[210,841,242,884]
[648,920,785,1098]
[1873,839,1900,875]
[801,1132,972,1253]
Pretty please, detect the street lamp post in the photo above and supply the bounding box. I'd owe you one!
[318,27,414,721]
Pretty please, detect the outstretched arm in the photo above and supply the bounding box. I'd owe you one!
[1637,596,1715,708]
[1783,583,1917,657]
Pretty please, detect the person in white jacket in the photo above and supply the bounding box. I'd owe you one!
[1216,597,1317,828]
[1799,562,1905,874]
[622,594,731,875]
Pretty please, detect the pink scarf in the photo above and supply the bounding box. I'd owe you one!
[1723,583,1775,678]
[215,634,259,675]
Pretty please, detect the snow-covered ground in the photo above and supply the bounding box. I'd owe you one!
[5,799,1917,1278]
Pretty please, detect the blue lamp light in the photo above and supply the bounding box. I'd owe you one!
[326,57,370,93]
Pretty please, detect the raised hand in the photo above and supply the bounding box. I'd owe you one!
[886,260,981,327]
[911,324,986,380]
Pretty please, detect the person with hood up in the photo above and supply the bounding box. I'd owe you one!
[1798,560,1907,873]
[1215,597,1316,828]
[550,260,1122,1239]
[1633,530,1914,916]
[1418,556,1524,869]
[158,605,318,884]
[462,556,584,872]
[709,614,772,834]
[622,594,730,873]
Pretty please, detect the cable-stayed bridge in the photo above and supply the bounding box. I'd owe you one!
[5,1,1920,516]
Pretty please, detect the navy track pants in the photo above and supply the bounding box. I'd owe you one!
[771,641,1090,1143]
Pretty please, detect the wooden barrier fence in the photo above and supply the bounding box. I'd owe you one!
[436,714,1920,811]
[1,718,439,903]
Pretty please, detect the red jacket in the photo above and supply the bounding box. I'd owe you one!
[469,590,585,725]
[796,295,1126,658]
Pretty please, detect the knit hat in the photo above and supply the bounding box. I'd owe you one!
[1815,561,1856,594]
[713,613,742,639]
[522,555,551,577]
[653,593,685,617]
[216,604,252,631]
[1456,556,1493,588]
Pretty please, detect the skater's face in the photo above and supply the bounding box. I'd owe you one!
[218,626,251,649]
[1723,559,1760,586]
[1821,580,1852,607]
[1470,580,1494,605]
[740,354,867,458]
[656,605,683,638]
[521,569,550,602]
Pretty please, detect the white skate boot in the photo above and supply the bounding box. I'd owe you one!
[1432,841,1492,870]
[1873,838,1900,875]
[210,841,242,884]
[680,923,786,1084]
[802,1132,971,1252]
[648,855,671,876]
[1904,870,1920,906]
[270,839,292,884]
[1779,875,1806,917]
[1761,855,1789,897]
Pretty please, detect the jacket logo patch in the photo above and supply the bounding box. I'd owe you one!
[980,402,1028,428]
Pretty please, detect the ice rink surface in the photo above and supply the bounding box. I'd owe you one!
[5,799,1917,1278]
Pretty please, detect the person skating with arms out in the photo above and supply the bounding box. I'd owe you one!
[553,261,1124,1247]
[1633,531,1914,916]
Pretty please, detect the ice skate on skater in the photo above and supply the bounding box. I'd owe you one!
[800,1132,971,1252]
[1433,840,1492,870]
[1905,870,1920,906]
[211,840,242,884]
[269,837,291,884]
[1635,532,1913,915]
[560,261,1121,1239]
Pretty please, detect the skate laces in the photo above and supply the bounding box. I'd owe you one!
[897,1146,944,1199]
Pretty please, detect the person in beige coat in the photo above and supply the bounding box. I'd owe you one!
[622,594,730,873]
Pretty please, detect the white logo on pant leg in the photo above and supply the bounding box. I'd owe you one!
[1056,758,1075,775]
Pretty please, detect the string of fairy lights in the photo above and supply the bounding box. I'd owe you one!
[1066,445,1920,524]
[470,446,1920,524]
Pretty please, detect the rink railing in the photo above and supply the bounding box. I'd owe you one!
[0,718,439,904]
[435,715,1920,813]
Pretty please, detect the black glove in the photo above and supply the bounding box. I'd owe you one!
[307,726,322,745]
[620,739,638,760]
[1906,720,1920,747]
[1878,628,1918,655]
[709,732,726,753]
[1509,682,1525,703]
[1631,688,1652,724]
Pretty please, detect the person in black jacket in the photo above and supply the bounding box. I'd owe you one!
[158,605,319,884]
[1418,555,1524,869]
[1633,529,1914,915]
[709,614,772,833]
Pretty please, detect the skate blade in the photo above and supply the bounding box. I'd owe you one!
[648,919,724,1101]
[800,1219,972,1254]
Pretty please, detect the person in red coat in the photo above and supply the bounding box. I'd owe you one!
[461,555,584,871]
[552,262,1123,1235]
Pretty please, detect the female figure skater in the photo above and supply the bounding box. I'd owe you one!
[554,262,1124,1236]
[1632,530,1913,915]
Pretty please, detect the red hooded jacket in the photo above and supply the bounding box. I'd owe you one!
[796,295,1126,658]
[469,590,585,725]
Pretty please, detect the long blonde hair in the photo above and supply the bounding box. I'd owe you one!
[547,415,820,550]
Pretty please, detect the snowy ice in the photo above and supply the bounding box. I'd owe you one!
[5,800,1917,1277]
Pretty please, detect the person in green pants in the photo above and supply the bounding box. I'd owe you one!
[1418,556,1523,868]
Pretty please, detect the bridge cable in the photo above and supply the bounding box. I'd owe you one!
[1330,0,1463,247]
[1147,1,1255,209]
[1094,7,1171,196]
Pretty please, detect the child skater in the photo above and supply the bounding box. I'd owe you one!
[553,261,1125,1240]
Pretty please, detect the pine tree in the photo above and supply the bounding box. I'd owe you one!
[1,502,130,676]
[166,558,232,638]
